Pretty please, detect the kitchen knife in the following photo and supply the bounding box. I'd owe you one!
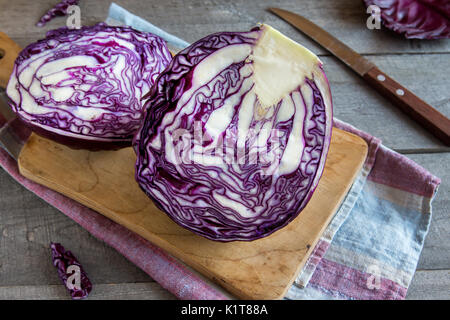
[269,7,450,146]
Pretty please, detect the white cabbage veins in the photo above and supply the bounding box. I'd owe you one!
[135,26,332,241]
[7,24,171,142]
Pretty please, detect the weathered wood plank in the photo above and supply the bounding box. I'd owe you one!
[0,282,175,299]
[0,0,449,54]
[406,270,450,300]
[0,170,153,286]
[2,270,448,300]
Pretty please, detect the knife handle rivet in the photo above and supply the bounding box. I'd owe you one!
[377,74,386,81]
[396,89,405,96]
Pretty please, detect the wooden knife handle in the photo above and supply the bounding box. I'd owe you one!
[0,32,21,89]
[363,66,450,146]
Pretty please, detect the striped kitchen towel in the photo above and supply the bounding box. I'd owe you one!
[285,119,440,299]
[0,2,440,300]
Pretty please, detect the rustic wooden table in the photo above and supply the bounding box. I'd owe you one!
[0,0,448,300]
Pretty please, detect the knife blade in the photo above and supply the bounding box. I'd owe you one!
[0,89,23,160]
[269,7,450,146]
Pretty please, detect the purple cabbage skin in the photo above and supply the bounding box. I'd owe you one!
[364,0,450,39]
[6,23,172,150]
[134,25,333,242]
[36,0,80,27]
[51,242,92,300]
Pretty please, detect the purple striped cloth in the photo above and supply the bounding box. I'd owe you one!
[286,119,440,299]
[0,4,440,299]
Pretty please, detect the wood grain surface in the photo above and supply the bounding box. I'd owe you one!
[17,129,367,299]
[0,0,448,300]
[0,32,21,88]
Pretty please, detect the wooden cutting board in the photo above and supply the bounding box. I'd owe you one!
[18,128,367,299]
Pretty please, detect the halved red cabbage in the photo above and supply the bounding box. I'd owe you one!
[6,23,171,149]
[364,0,450,39]
[135,24,333,241]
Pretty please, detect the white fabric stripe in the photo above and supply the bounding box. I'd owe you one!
[323,244,412,288]
[294,152,374,288]
[365,180,431,214]
[285,284,342,300]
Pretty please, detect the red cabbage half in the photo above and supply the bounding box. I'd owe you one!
[6,23,172,149]
[364,0,450,39]
[135,24,333,241]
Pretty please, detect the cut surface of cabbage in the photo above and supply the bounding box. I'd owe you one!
[7,24,172,148]
[135,24,333,241]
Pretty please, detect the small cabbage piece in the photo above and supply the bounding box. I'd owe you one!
[135,24,333,242]
[51,242,92,300]
[36,0,80,27]
[364,0,450,39]
[7,23,171,149]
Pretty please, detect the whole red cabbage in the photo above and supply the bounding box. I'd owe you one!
[6,23,172,149]
[364,0,450,39]
[134,25,333,242]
